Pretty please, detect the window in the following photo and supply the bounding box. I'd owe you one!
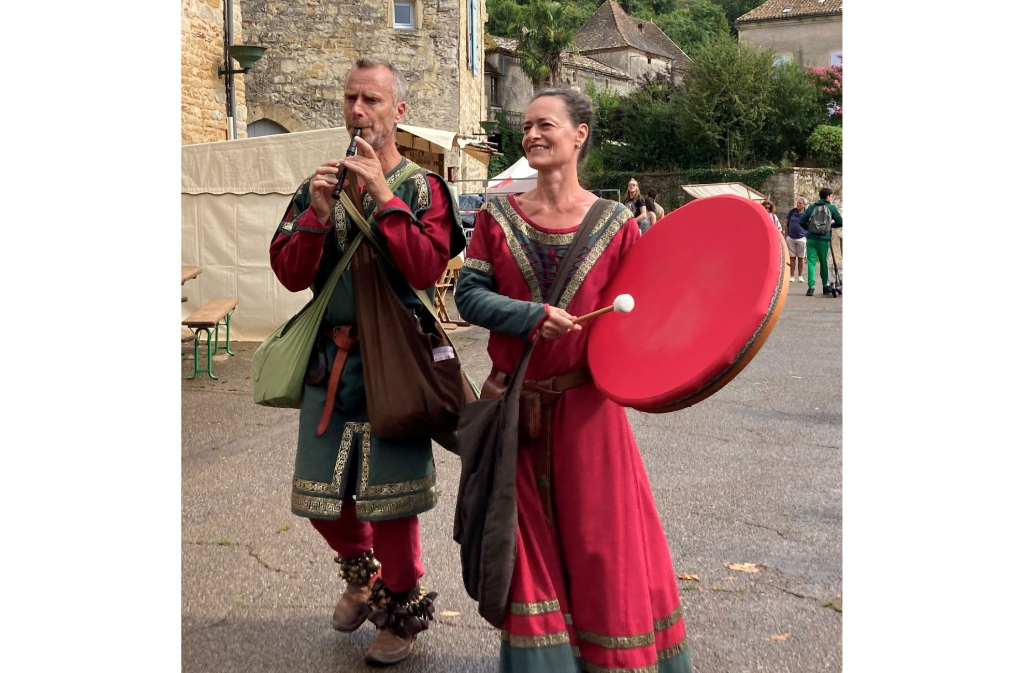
[467,0,480,75]
[830,51,842,67]
[773,54,793,66]
[394,2,414,29]
[782,6,793,12]
[489,76,500,106]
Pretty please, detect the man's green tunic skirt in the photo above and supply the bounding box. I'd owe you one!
[278,159,464,522]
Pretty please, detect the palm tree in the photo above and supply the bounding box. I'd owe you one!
[518,0,576,87]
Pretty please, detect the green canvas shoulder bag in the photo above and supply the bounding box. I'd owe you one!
[251,162,420,408]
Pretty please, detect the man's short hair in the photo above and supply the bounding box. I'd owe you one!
[819,187,833,200]
[351,57,408,105]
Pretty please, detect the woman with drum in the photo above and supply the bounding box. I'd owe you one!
[455,89,693,673]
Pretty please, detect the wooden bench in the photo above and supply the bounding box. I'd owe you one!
[182,299,238,379]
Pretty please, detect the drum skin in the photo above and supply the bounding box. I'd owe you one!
[588,194,789,412]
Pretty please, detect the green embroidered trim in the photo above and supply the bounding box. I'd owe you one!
[361,471,437,497]
[509,599,560,616]
[291,422,368,495]
[354,486,440,519]
[557,203,629,309]
[463,257,494,275]
[653,604,684,632]
[291,492,343,517]
[499,630,572,648]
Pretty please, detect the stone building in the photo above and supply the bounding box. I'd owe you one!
[181,0,490,179]
[736,0,843,68]
[574,0,688,82]
[182,0,249,144]
[484,0,689,124]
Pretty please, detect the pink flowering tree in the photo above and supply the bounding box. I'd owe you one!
[810,54,842,123]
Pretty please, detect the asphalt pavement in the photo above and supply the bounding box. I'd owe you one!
[182,282,842,673]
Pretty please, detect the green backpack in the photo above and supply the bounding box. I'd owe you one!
[807,203,834,236]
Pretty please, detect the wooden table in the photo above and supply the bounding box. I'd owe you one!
[182,266,202,285]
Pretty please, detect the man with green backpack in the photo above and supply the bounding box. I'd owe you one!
[266,58,465,665]
[800,187,844,297]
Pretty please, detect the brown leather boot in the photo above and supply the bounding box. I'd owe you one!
[364,581,438,665]
[364,627,415,666]
[331,582,372,632]
[330,550,381,632]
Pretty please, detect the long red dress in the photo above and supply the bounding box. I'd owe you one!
[455,195,693,673]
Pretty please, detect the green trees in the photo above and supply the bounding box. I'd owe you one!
[518,1,578,85]
[757,61,826,164]
[582,36,839,171]
[680,35,775,167]
[485,2,843,171]
[808,125,842,169]
[707,0,764,27]
[651,0,731,55]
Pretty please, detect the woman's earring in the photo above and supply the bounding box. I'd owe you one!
[574,143,581,150]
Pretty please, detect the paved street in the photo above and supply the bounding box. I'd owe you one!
[182,284,842,673]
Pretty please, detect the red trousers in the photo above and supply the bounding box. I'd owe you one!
[309,502,423,593]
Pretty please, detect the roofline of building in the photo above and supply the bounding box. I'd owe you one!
[736,13,842,27]
[579,45,674,62]
[566,62,631,80]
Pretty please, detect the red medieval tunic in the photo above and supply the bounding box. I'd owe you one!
[455,195,693,673]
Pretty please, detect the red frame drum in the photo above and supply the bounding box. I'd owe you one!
[588,194,789,412]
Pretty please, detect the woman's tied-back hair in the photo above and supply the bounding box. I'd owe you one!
[530,88,594,161]
[353,57,408,105]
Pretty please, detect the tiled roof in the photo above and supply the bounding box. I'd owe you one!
[483,34,628,79]
[737,0,842,23]
[561,51,629,79]
[484,34,519,54]
[575,1,676,60]
[635,18,689,64]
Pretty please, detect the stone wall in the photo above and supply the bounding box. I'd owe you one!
[582,168,842,213]
[761,168,842,213]
[182,0,248,144]
[241,0,474,133]
[486,52,536,115]
[558,68,632,97]
[738,16,842,68]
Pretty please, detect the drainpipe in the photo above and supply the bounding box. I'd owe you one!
[223,0,237,139]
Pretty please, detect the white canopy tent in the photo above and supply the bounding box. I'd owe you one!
[486,156,537,195]
[181,125,482,341]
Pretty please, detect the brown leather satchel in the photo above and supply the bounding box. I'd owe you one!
[337,181,474,451]
[351,242,470,444]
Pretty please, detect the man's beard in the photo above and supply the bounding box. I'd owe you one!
[358,121,397,153]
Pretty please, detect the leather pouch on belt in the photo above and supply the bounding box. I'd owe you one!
[518,392,543,443]
[479,377,543,442]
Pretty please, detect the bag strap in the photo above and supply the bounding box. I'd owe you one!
[316,230,366,304]
[314,162,421,299]
[506,198,611,391]
[339,161,447,325]
[545,198,609,306]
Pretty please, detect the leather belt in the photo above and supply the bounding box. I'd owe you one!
[488,365,592,398]
[316,325,357,437]
[487,365,591,524]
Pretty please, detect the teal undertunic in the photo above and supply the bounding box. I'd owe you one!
[273,158,465,521]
